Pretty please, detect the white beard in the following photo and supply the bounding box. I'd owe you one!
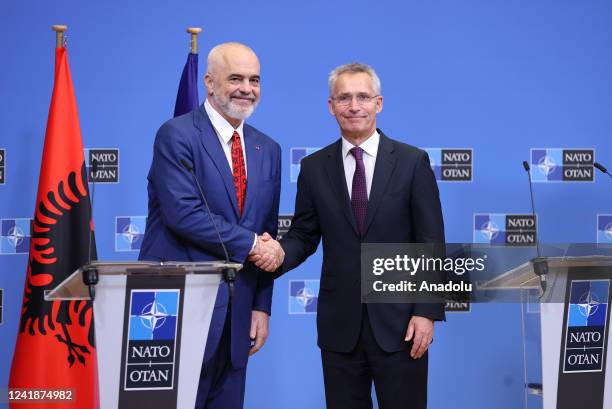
[212,93,258,121]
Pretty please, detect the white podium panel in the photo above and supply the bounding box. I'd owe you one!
[46,261,237,409]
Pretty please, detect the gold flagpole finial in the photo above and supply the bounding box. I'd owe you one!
[51,25,68,48]
[186,27,203,54]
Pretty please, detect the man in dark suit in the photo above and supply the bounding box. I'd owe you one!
[253,62,445,409]
[139,42,281,409]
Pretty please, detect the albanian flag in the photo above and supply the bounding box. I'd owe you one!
[173,52,199,117]
[9,47,99,409]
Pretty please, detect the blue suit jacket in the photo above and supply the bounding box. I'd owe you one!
[139,104,281,369]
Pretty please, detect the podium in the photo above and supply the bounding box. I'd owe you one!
[45,260,241,409]
[482,256,612,409]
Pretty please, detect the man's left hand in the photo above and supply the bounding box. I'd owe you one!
[404,316,434,359]
[249,310,270,356]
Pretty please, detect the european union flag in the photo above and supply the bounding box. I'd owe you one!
[174,53,199,117]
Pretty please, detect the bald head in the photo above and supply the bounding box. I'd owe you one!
[204,42,261,127]
[207,42,259,76]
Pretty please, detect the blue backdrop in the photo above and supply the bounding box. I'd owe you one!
[1,1,611,408]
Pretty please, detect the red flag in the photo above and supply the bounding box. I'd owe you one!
[9,47,99,409]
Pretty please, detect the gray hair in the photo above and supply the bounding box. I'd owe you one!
[328,62,381,96]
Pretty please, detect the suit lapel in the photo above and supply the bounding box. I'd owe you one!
[362,132,397,236]
[193,105,240,218]
[242,126,261,221]
[324,140,359,236]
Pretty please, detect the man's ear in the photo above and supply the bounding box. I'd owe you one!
[376,96,383,114]
[328,98,335,116]
[204,73,214,96]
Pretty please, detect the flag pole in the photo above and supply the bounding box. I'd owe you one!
[51,25,67,48]
[187,27,202,54]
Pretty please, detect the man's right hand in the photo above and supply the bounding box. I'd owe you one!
[249,232,284,272]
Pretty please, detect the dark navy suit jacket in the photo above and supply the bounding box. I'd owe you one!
[280,131,445,353]
[139,104,281,369]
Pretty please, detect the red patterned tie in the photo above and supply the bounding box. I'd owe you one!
[231,131,247,215]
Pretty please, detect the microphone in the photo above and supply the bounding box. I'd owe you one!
[87,159,97,265]
[83,158,98,300]
[180,159,237,301]
[522,161,548,294]
[594,162,612,179]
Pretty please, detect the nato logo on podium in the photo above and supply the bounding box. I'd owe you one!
[564,280,610,373]
[125,289,180,390]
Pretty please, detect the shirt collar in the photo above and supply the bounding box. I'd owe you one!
[341,130,380,159]
[204,98,244,144]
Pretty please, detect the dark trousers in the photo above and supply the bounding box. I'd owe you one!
[195,309,246,409]
[321,308,428,409]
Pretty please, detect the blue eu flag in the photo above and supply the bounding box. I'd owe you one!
[173,52,199,117]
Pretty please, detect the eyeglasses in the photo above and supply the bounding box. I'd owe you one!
[331,93,380,107]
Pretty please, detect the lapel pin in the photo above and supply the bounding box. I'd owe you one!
[255,145,261,150]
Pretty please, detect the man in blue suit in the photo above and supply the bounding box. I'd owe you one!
[254,63,445,409]
[139,42,281,409]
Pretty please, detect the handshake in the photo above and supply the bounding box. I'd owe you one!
[248,232,284,272]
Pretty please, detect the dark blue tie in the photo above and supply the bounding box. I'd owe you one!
[350,147,368,233]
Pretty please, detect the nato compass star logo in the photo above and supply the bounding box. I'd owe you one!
[139,300,169,330]
[290,147,321,182]
[423,148,473,181]
[597,215,612,244]
[531,148,595,182]
[1,218,31,254]
[480,220,499,241]
[577,291,600,318]
[115,216,146,251]
[128,290,179,341]
[568,280,609,328]
[530,149,563,182]
[295,287,316,307]
[125,289,179,390]
[7,226,25,247]
[564,280,610,373]
[537,155,556,176]
[289,280,319,314]
[473,214,506,245]
[474,213,536,246]
[123,223,140,245]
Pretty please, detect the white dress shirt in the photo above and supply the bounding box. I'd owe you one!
[341,130,379,199]
[204,99,247,176]
[204,99,257,249]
